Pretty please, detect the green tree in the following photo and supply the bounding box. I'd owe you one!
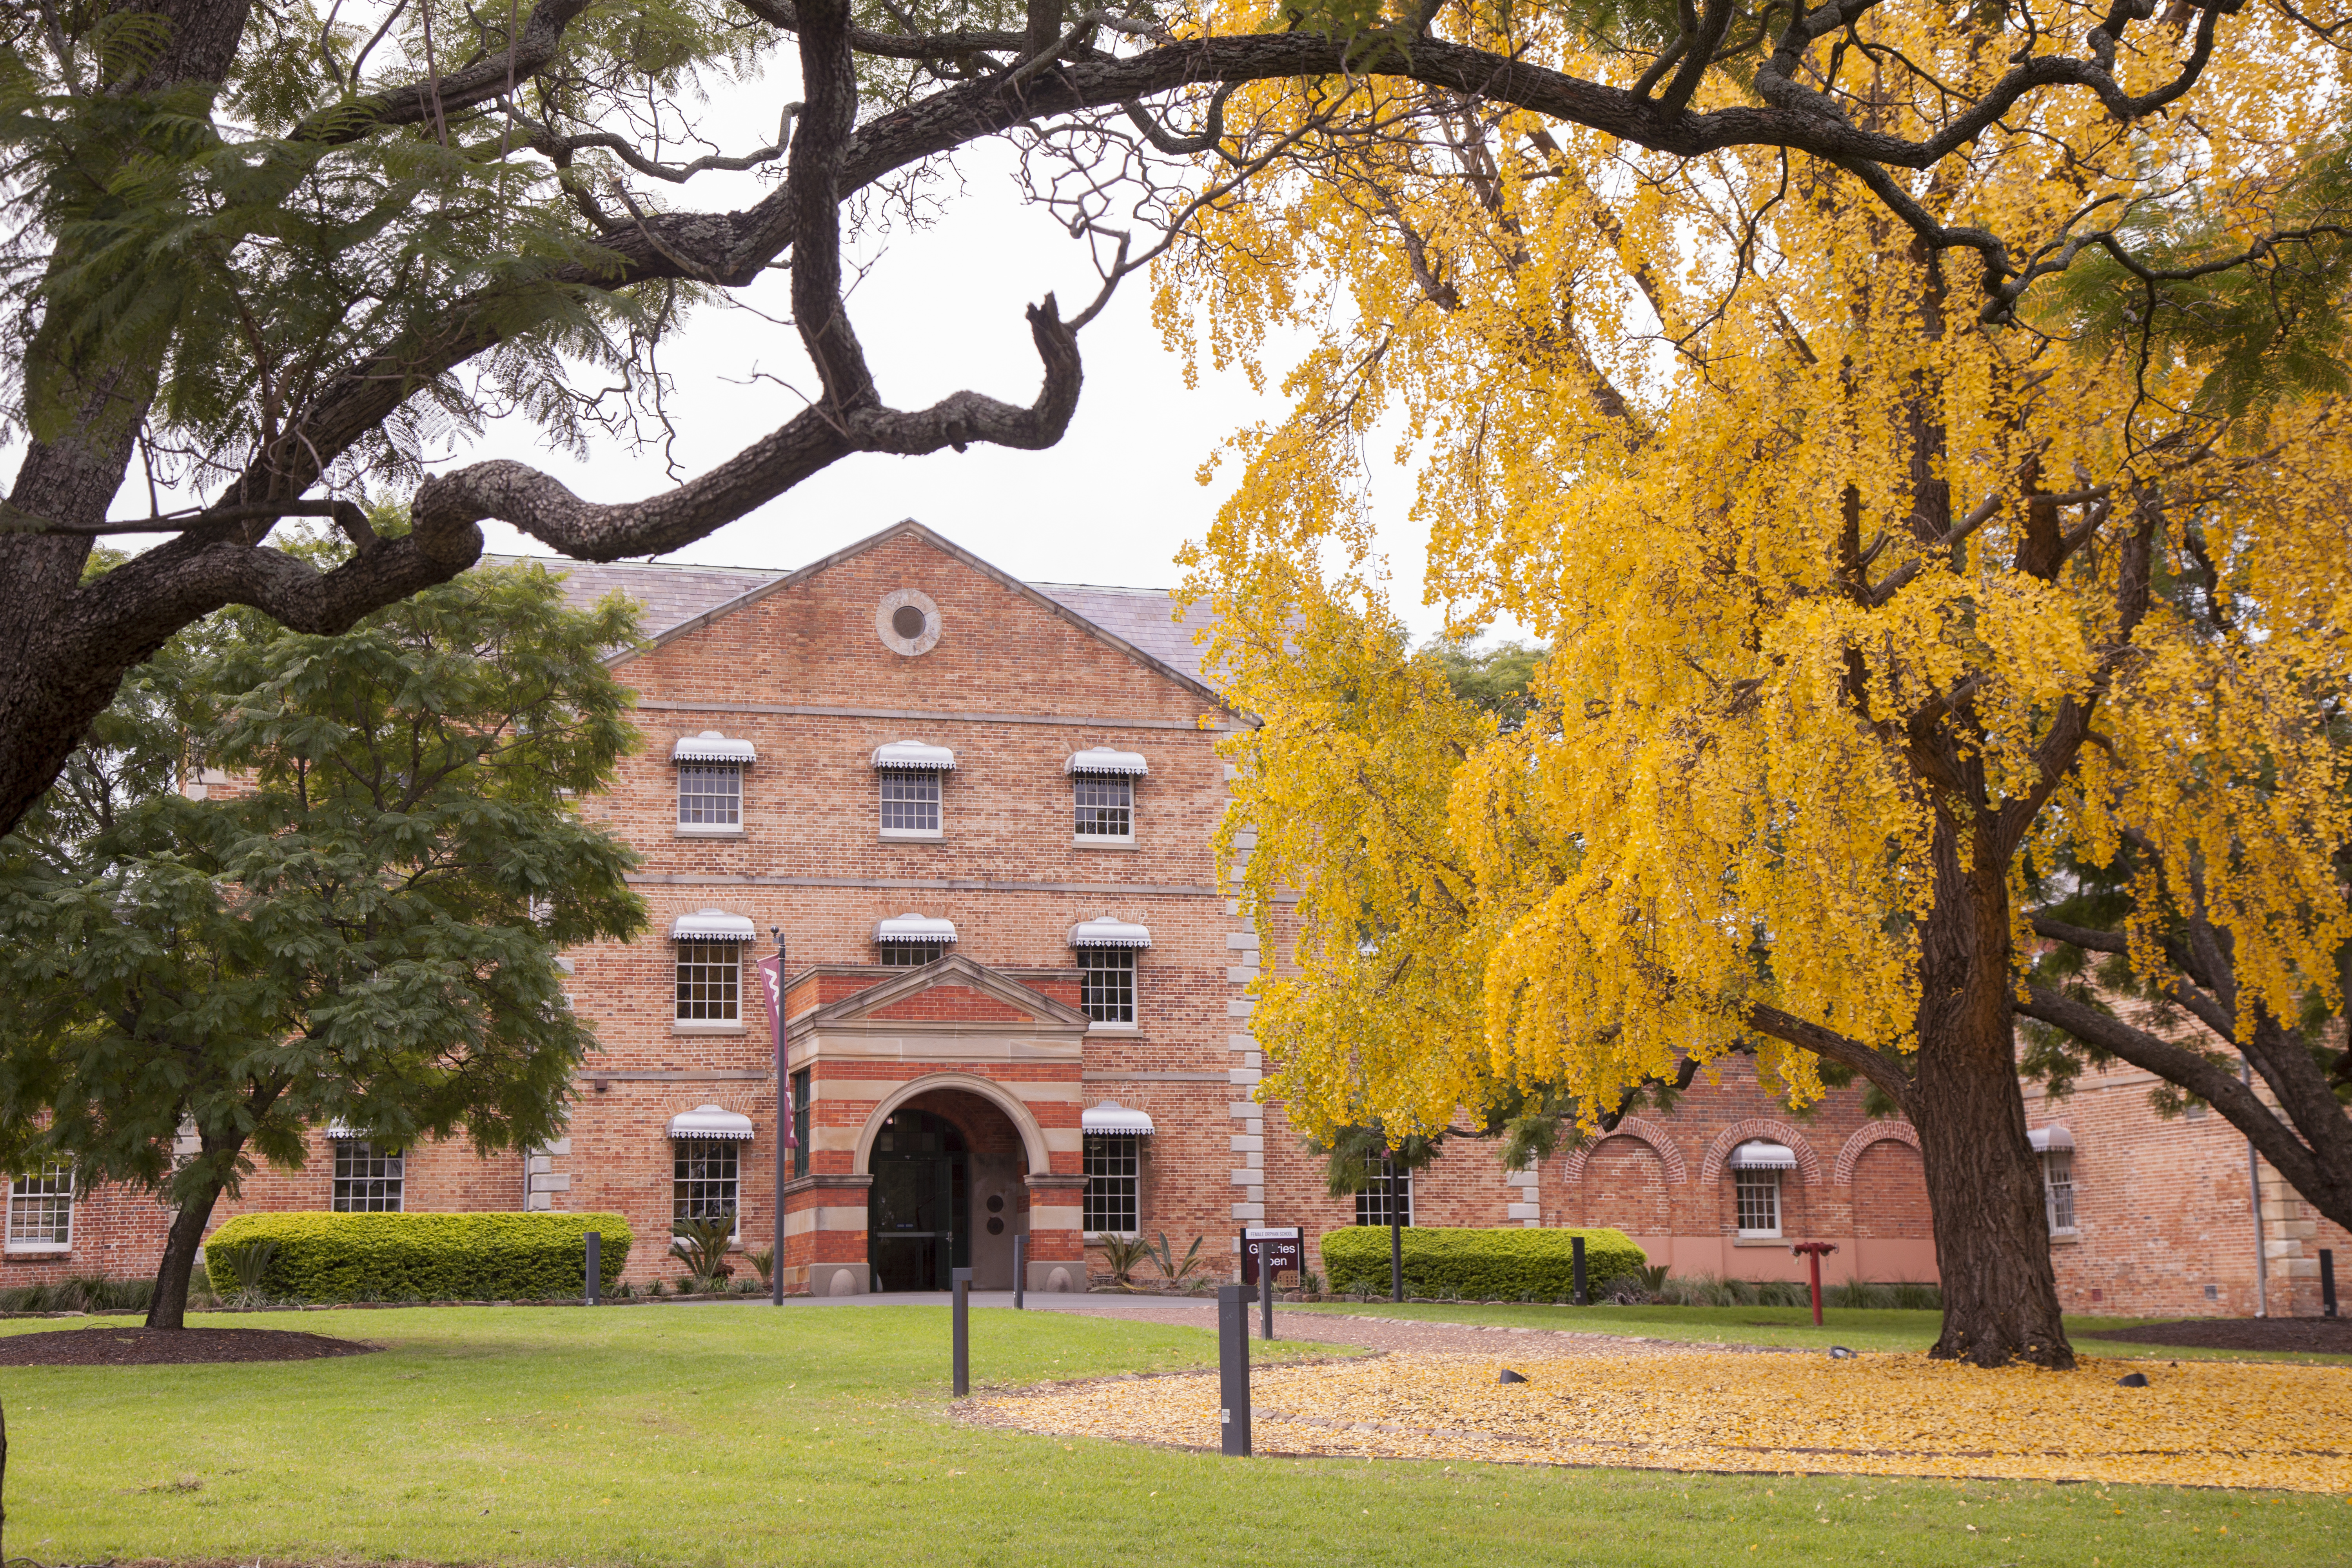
[0,554,645,1329]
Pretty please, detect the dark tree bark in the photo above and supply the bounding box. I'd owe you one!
[145,1172,229,1331]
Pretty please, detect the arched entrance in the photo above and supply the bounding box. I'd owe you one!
[869,1109,968,1292]
[862,1085,1036,1292]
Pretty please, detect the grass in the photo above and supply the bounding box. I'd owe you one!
[1292,1299,2352,1364]
[1,1302,2344,1567]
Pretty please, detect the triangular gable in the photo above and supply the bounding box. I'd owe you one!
[798,954,1092,1033]
[613,519,1234,714]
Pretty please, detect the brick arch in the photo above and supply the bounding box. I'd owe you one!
[1833,1120,1922,1185]
[1561,1116,1688,1185]
[1697,1119,1826,1187]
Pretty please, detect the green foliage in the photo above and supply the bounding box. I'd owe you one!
[1093,1232,1156,1289]
[1427,637,1545,731]
[203,1212,632,1301]
[0,556,646,1319]
[1319,1225,1645,1297]
[216,1239,282,1300]
[670,1213,737,1286]
[0,1273,158,1313]
[1144,1232,1209,1283]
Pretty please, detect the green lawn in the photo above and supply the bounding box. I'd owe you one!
[1292,1299,2352,1364]
[2,1303,2341,1567]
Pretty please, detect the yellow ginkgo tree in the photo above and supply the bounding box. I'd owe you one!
[1180,0,2352,1366]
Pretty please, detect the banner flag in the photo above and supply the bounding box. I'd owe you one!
[755,951,794,1147]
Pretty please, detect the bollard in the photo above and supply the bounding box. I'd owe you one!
[1014,1235,1026,1311]
[1218,1283,1251,1457]
[1260,1249,1275,1340]
[951,1267,971,1397]
[1572,1235,1588,1306]
[585,1230,601,1307]
[2325,1248,2339,1320]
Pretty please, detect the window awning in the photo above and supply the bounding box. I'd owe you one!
[871,739,956,771]
[1083,1100,1155,1136]
[668,1104,755,1141]
[670,908,756,941]
[323,1121,361,1141]
[672,730,757,764]
[1070,916,1152,948]
[1728,1140,1798,1171]
[1065,746,1148,776]
[875,912,958,945]
[2029,1125,2075,1153]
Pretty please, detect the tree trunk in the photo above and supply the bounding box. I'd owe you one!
[1908,803,2074,1368]
[145,1174,229,1330]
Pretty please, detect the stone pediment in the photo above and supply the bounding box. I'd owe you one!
[795,955,1091,1035]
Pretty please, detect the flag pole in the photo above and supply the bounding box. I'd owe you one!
[768,926,789,1307]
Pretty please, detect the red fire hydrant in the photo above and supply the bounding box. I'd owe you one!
[1789,1241,1839,1327]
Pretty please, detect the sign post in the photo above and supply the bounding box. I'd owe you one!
[1790,1241,1839,1326]
[585,1230,601,1307]
[952,1266,972,1396]
[1241,1226,1303,1341]
[1572,1235,1587,1305]
[757,933,792,1307]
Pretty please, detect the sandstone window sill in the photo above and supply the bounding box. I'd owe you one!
[879,829,944,842]
[5,1243,70,1256]
[674,823,744,837]
[672,1020,746,1034]
[2050,1230,2082,1246]
[1086,1022,1142,1035]
[1073,837,1138,850]
[1731,1236,1786,1247]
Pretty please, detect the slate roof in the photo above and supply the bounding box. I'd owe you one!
[479,546,1219,689]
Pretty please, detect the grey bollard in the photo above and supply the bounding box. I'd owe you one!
[1014,1235,1026,1311]
[2325,1248,2338,1319]
[1218,1283,1251,1457]
[1572,1234,1588,1306]
[585,1230,601,1307]
[1260,1249,1275,1340]
[951,1266,971,1397]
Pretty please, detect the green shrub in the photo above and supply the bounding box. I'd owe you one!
[1319,1226,1647,1299]
[203,1212,631,1303]
[0,1274,155,1314]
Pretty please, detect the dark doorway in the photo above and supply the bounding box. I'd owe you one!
[869,1109,969,1291]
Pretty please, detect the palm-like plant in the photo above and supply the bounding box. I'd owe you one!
[669,1213,735,1291]
[1094,1233,1155,1290]
[1145,1232,1208,1287]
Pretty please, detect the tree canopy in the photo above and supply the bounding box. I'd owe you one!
[1185,0,2352,1366]
[0,0,2343,842]
[0,552,645,1327]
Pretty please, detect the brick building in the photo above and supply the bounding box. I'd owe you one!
[4,521,2336,1314]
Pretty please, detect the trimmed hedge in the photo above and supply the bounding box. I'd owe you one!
[203,1212,632,1302]
[1320,1225,1647,1298]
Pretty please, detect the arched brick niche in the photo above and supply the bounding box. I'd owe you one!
[1560,1116,1689,1185]
[1833,1120,1921,1185]
[1696,1119,1826,1187]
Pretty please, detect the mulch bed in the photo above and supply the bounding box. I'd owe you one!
[0,1327,379,1367]
[2082,1316,2352,1354]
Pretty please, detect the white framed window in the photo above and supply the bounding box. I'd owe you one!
[1079,947,1136,1024]
[2042,1150,2078,1234]
[673,1139,740,1234]
[1073,775,1133,842]
[675,940,741,1022]
[6,1158,74,1252]
[880,770,942,838]
[1083,1134,1140,1234]
[881,941,947,967]
[1356,1166,1412,1228]
[677,762,743,832]
[1734,1170,1782,1237]
[332,1140,405,1212]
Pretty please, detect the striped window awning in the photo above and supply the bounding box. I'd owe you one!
[1070,917,1152,949]
[871,740,956,771]
[672,731,757,764]
[1083,1101,1155,1136]
[2029,1125,2075,1153]
[875,913,958,945]
[668,1104,755,1141]
[1065,746,1148,776]
[670,908,756,941]
[1728,1140,1798,1171]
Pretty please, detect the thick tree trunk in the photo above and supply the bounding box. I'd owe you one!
[145,1174,228,1330]
[1908,803,2074,1368]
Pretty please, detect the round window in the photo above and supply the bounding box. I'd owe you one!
[985,1194,1005,1214]
[875,588,941,656]
[986,1216,1005,1236]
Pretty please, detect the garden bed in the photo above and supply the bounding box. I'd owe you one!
[0,1327,378,1366]
[2084,1316,2352,1354]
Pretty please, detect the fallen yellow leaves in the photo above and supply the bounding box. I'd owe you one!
[977,1351,2352,1492]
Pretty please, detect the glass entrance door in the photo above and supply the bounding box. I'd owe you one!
[868,1110,969,1291]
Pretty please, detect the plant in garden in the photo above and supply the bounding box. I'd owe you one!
[670,1214,738,1290]
[748,1249,777,1291]
[1145,1233,1209,1286]
[1094,1233,1157,1290]
[0,552,644,1329]
[1187,1,2352,1367]
[0,0,2333,853]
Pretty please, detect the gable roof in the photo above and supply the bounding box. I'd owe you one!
[789,954,1092,1035]
[482,521,1224,702]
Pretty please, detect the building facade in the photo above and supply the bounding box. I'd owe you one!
[5,522,2337,1314]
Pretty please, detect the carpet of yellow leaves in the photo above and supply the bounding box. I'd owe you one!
[977,1351,2352,1492]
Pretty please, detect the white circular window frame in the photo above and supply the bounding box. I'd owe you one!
[875,588,942,657]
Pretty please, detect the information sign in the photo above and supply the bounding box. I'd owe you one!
[1240,1225,1306,1286]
